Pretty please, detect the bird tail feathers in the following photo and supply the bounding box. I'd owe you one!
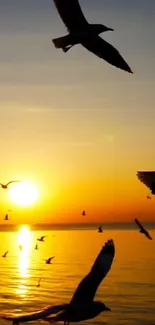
[52,34,74,50]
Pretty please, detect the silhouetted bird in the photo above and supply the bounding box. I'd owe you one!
[135,218,152,240]
[4,214,9,221]
[37,236,46,242]
[82,210,86,216]
[137,171,155,195]
[146,195,151,200]
[1,240,115,324]
[2,251,8,258]
[19,245,23,251]
[45,257,55,264]
[0,181,20,189]
[98,226,103,233]
[36,278,41,287]
[52,0,132,73]
[35,243,39,250]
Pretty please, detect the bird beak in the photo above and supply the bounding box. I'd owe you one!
[109,28,114,31]
[105,306,111,311]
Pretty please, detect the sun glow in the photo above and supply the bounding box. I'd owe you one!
[16,225,32,297]
[9,181,39,207]
[17,225,32,278]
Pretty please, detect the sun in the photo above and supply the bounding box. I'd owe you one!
[9,181,39,207]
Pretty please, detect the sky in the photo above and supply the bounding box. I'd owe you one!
[0,0,155,224]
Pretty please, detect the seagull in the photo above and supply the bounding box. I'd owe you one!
[146,195,151,200]
[135,218,152,240]
[2,251,9,258]
[0,240,115,324]
[19,245,23,251]
[98,226,103,233]
[35,243,39,250]
[137,171,155,195]
[4,214,9,221]
[82,210,86,216]
[37,236,46,242]
[52,0,132,73]
[36,278,41,287]
[0,181,20,189]
[45,257,55,264]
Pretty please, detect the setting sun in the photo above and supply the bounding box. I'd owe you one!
[9,181,39,207]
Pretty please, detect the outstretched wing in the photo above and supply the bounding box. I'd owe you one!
[6,181,20,186]
[82,36,132,73]
[48,256,55,263]
[0,304,69,323]
[53,0,88,31]
[135,218,144,231]
[3,251,9,257]
[70,239,115,305]
[137,171,155,191]
[145,232,152,240]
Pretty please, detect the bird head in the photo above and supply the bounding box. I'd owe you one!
[97,24,114,33]
[94,301,111,313]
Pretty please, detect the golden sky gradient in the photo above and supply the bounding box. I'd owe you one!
[0,0,155,224]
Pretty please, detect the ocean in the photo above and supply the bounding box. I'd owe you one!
[0,224,155,325]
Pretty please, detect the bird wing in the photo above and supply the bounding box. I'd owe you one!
[82,36,132,73]
[70,239,115,305]
[135,218,144,231]
[145,232,152,240]
[4,251,8,257]
[41,236,46,240]
[0,304,69,323]
[52,0,88,32]
[48,256,55,262]
[137,171,155,190]
[6,181,20,186]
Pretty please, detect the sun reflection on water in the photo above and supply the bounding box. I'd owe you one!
[16,225,32,298]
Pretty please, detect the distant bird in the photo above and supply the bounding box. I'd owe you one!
[98,226,103,233]
[135,218,152,240]
[146,195,151,200]
[52,0,132,73]
[19,245,23,251]
[2,251,8,258]
[37,236,46,242]
[35,243,39,250]
[1,239,114,324]
[82,210,86,216]
[4,214,9,221]
[45,256,55,264]
[36,278,41,287]
[0,181,20,189]
[137,171,155,195]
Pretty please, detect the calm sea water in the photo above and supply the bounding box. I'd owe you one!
[0,226,155,325]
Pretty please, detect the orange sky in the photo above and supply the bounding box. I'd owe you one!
[0,0,155,224]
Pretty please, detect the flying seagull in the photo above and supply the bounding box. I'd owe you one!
[0,239,115,324]
[2,251,9,258]
[135,218,152,240]
[45,256,55,264]
[52,0,132,73]
[82,210,86,216]
[36,278,41,288]
[146,195,151,200]
[137,171,155,194]
[0,181,20,189]
[35,243,39,250]
[4,214,9,221]
[37,236,46,242]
